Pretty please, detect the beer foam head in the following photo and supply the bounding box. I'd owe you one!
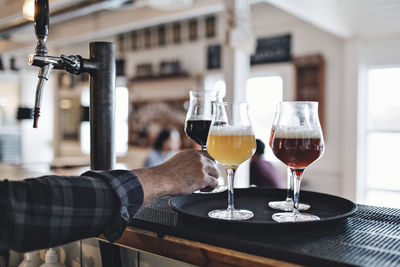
[209,125,253,136]
[274,128,321,138]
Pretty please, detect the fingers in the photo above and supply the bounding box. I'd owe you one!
[205,164,219,178]
[201,155,220,178]
[161,150,220,195]
[200,175,218,192]
[200,185,215,192]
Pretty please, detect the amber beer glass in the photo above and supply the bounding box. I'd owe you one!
[207,102,256,220]
[271,101,324,222]
[268,105,310,212]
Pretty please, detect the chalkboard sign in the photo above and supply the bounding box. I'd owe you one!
[207,44,221,70]
[250,34,291,65]
[116,59,125,77]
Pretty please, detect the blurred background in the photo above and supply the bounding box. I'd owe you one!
[2,0,400,266]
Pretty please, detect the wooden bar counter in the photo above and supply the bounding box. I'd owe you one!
[100,197,400,267]
[108,227,299,267]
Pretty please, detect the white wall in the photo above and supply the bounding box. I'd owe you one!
[363,36,400,66]
[0,73,19,127]
[342,35,400,202]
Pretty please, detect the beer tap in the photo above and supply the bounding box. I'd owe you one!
[28,0,116,171]
[29,0,84,128]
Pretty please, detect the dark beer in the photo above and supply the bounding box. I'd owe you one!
[185,119,212,148]
[272,137,323,169]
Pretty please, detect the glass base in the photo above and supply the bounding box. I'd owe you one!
[208,209,254,220]
[194,185,228,194]
[268,200,310,211]
[272,212,320,222]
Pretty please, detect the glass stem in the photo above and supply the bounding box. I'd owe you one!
[285,167,293,202]
[291,169,304,217]
[226,168,235,212]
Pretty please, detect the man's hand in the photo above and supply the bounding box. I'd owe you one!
[134,150,219,205]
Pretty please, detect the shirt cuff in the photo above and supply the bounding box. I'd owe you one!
[82,170,144,242]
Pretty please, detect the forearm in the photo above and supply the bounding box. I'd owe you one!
[0,170,143,252]
[134,166,173,206]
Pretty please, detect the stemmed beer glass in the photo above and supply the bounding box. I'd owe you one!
[271,101,324,222]
[268,105,311,212]
[207,102,256,220]
[185,90,218,150]
[185,90,227,193]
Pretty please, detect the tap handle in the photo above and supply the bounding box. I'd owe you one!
[34,0,49,55]
[60,55,83,74]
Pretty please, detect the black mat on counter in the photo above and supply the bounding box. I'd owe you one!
[132,189,400,267]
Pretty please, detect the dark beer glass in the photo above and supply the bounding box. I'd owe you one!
[268,105,310,212]
[185,90,227,194]
[185,90,218,150]
[271,101,324,222]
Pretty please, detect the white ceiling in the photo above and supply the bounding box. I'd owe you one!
[265,0,400,38]
[339,0,400,37]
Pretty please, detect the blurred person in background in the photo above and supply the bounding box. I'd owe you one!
[250,139,283,188]
[144,128,181,167]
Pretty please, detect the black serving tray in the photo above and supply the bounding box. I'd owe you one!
[169,188,357,227]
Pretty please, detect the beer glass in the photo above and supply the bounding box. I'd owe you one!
[271,101,324,222]
[185,90,218,150]
[207,102,256,220]
[185,90,227,193]
[268,105,310,212]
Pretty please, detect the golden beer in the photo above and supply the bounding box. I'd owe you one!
[207,102,255,221]
[207,134,256,167]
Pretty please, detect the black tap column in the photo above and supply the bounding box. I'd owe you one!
[86,42,115,170]
[84,42,121,267]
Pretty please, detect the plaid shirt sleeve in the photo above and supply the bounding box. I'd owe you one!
[0,169,143,252]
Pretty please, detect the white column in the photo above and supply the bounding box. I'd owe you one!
[342,39,365,202]
[222,0,254,187]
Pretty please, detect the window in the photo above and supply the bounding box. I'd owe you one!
[364,67,400,208]
[246,76,283,161]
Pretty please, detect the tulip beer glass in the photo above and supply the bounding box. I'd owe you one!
[185,90,219,150]
[185,90,227,193]
[207,102,256,220]
[268,105,311,212]
[271,101,324,222]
